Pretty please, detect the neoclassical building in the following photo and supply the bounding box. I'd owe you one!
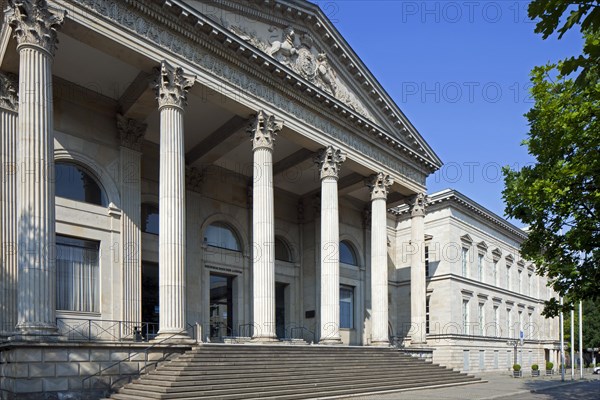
[0,0,558,397]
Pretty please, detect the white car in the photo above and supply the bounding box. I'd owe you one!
[594,366,600,375]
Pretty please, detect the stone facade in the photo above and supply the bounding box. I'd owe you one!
[392,189,561,372]
[0,0,558,398]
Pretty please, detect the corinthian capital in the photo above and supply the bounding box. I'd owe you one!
[116,114,147,152]
[314,146,346,180]
[367,172,394,201]
[8,0,65,56]
[154,61,195,110]
[248,110,283,151]
[409,192,426,217]
[0,73,18,112]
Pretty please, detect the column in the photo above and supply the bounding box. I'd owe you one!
[315,146,346,344]
[116,114,147,331]
[0,73,18,337]
[10,0,65,338]
[367,173,394,346]
[155,61,195,341]
[249,110,282,341]
[410,193,427,344]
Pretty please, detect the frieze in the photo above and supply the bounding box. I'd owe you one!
[64,0,426,186]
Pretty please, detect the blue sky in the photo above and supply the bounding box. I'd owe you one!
[328,1,582,223]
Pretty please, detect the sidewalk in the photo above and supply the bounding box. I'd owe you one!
[346,371,598,399]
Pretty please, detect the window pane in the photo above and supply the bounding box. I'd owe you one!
[340,286,354,329]
[340,241,357,266]
[55,162,107,206]
[275,237,291,262]
[141,203,159,235]
[56,235,100,312]
[205,223,241,251]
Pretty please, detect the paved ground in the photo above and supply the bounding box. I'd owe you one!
[348,372,600,400]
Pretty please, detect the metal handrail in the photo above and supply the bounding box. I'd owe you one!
[56,317,160,342]
[289,326,316,344]
[80,323,195,397]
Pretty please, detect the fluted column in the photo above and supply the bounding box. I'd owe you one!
[367,173,394,346]
[0,73,18,337]
[249,110,282,341]
[117,114,147,331]
[315,146,346,344]
[155,61,195,341]
[9,0,65,339]
[410,193,427,344]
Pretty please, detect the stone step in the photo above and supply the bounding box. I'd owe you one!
[133,368,465,389]
[113,374,478,400]
[108,344,480,399]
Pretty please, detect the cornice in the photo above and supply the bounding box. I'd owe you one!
[393,189,527,242]
[120,0,441,173]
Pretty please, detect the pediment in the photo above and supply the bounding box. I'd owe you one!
[460,234,473,244]
[182,0,442,169]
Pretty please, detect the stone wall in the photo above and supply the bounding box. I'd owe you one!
[0,342,191,400]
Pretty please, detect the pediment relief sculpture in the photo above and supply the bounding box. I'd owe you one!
[219,18,373,121]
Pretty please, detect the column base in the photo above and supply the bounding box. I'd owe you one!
[370,340,391,347]
[154,331,196,344]
[251,335,279,344]
[10,323,61,342]
[318,337,343,345]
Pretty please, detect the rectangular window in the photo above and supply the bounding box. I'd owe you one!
[340,286,354,329]
[478,303,485,336]
[462,299,469,335]
[493,306,499,337]
[506,266,511,290]
[507,309,512,338]
[528,274,532,296]
[478,254,484,282]
[528,313,533,339]
[518,311,523,339]
[56,235,100,313]
[518,270,523,293]
[426,296,430,334]
[462,248,468,277]
[425,246,430,277]
[493,261,498,286]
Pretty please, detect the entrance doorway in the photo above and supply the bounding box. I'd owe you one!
[276,282,288,339]
[210,274,233,341]
[141,262,159,339]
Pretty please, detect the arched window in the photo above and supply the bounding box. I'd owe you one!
[340,240,358,266]
[55,162,108,207]
[204,222,241,252]
[141,203,159,235]
[275,236,292,262]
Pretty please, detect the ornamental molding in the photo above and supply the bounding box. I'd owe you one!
[409,192,426,217]
[61,0,430,184]
[154,60,196,110]
[248,110,283,151]
[116,114,147,152]
[8,0,65,56]
[186,166,203,193]
[314,146,346,180]
[0,72,18,112]
[366,172,394,201]
[218,18,373,120]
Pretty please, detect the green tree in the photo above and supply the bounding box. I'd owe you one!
[503,1,600,317]
[564,300,600,351]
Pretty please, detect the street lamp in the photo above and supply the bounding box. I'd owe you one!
[507,331,524,367]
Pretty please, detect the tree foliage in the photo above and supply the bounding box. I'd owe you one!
[503,1,600,317]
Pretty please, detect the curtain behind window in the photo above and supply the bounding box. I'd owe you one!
[56,235,100,312]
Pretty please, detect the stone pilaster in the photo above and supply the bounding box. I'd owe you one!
[367,172,393,346]
[116,114,147,330]
[0,72,18,337]
[409,192,427,344]
[154,60,195,341]
[249,110,282,341]
[314,146,346,344]
[9,0,65,339]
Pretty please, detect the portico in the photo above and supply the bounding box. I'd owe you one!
[0,0,440,348]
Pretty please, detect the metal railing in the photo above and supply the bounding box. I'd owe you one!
[80,324,196,397]
[56,317,159,342]
[289,326,316,344]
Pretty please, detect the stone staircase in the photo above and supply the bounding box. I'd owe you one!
[107,344,482,399]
